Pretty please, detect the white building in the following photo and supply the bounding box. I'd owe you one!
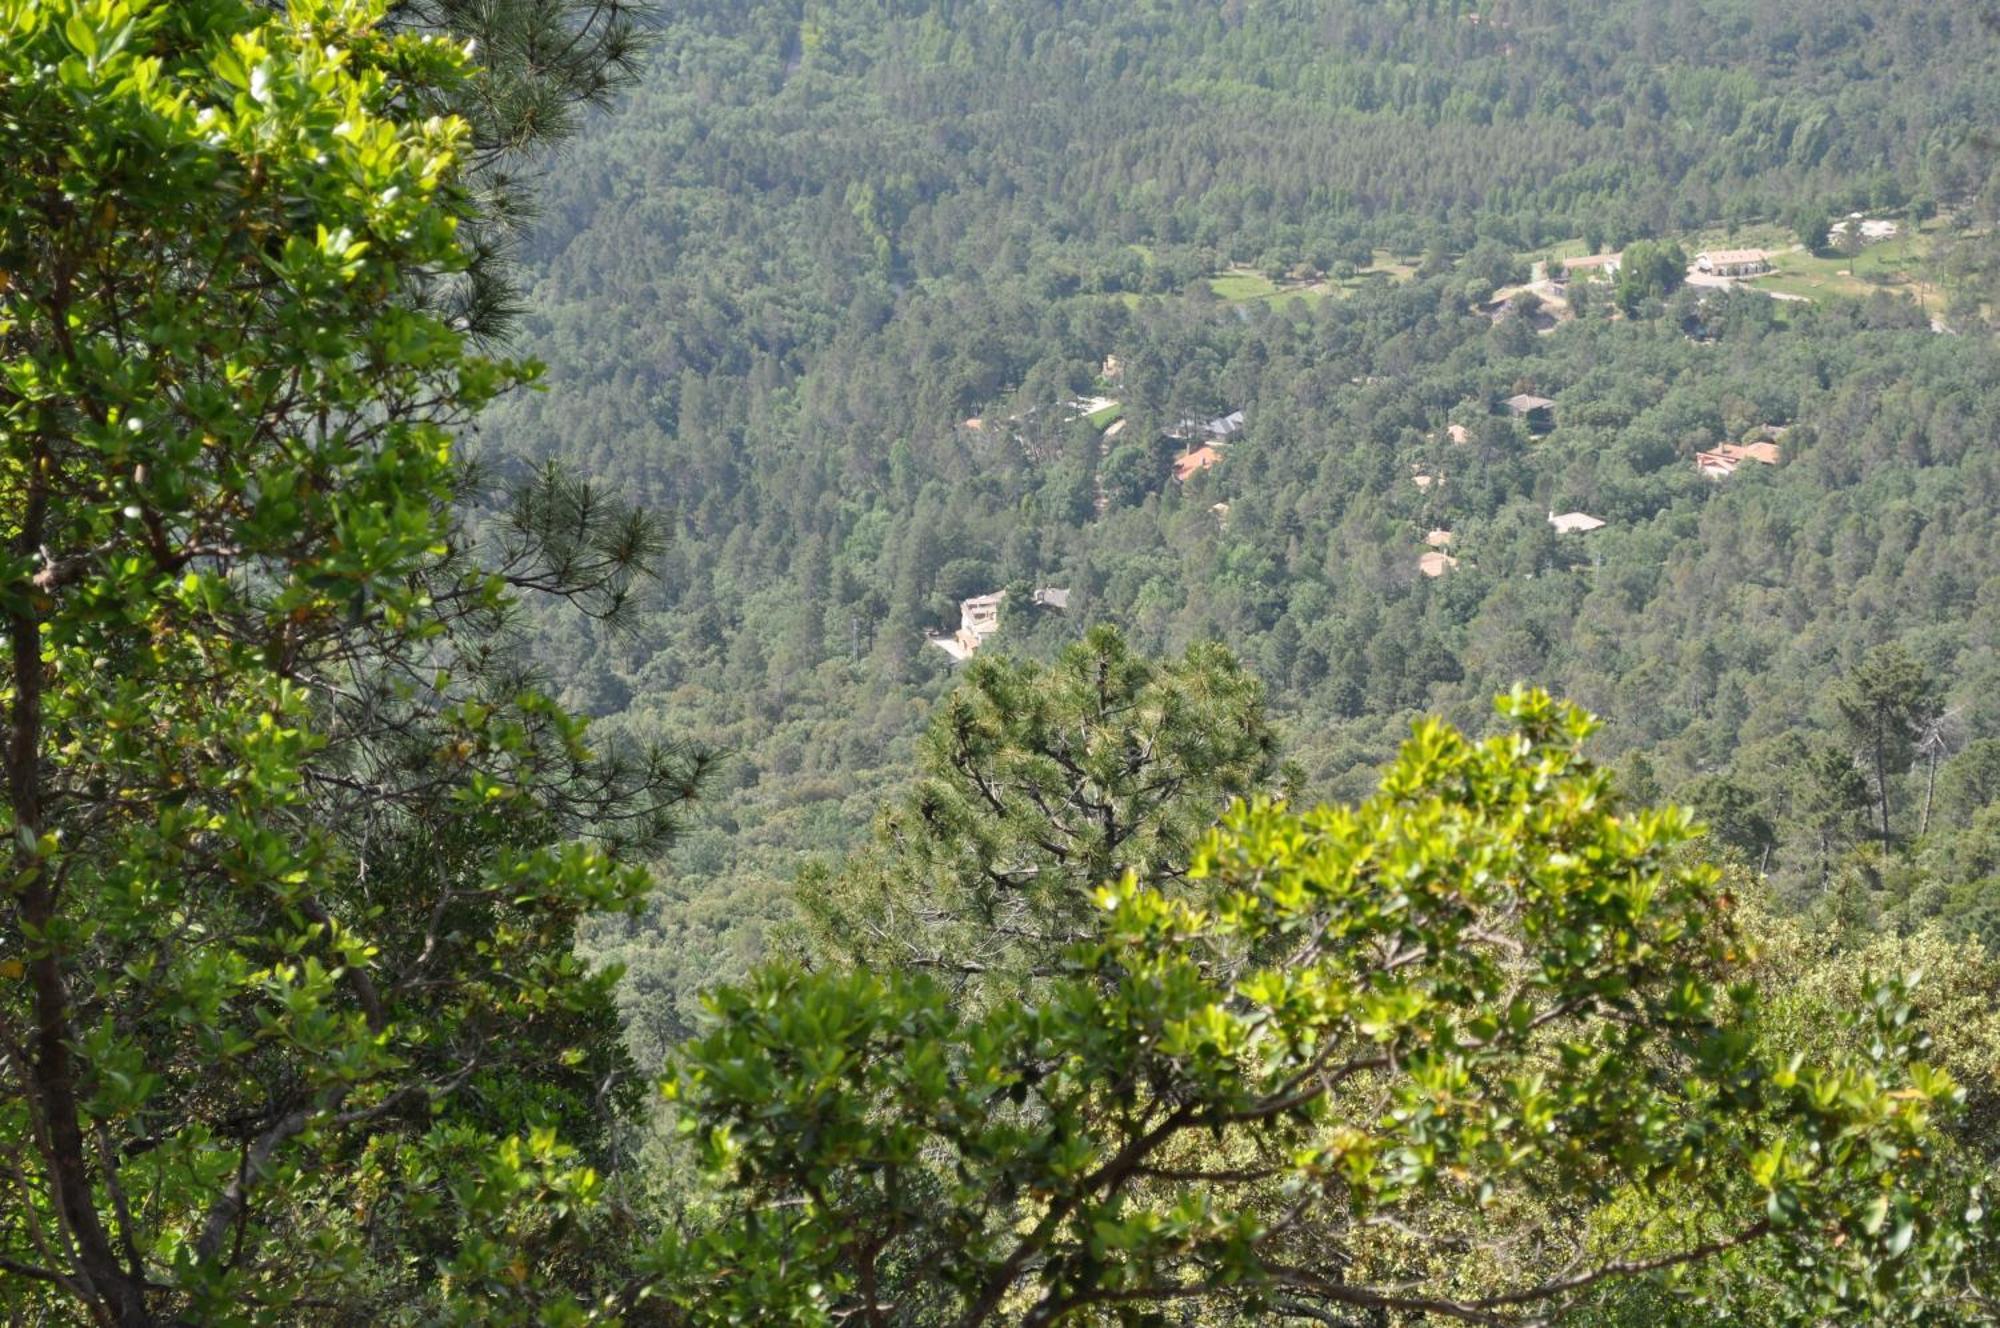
[1695,249,1771,278]
[1548,511,1607,535]
[928,587,1070,660]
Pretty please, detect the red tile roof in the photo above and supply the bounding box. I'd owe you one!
[1173,446,1223,482]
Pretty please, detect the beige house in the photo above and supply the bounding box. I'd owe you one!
[1418,551,1460,578]
[1548,511,1606,535]
[1695,441,1781,479]
[929,587,1070,661]
[1695,249,1771,278]
[1561,252,1623,279]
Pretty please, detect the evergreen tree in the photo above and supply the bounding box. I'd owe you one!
[1791,203,1833,255]
[795,626,1285,1003]
[1835,644,1941,843]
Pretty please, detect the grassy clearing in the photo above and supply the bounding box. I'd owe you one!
[1207,259,1414,308]
[1209,269,1282,301]
[1208,268,1336,309]
[1525,217,1946,312]
[1366,249,1420,279]
[1259,286,1335,309]
[1084,401,1125,429]
[1754,229,1942,312]
[1523,238,1596,264]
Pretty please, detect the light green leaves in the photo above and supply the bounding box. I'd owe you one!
[666,692,1974,1326]
[1,1,637,1322]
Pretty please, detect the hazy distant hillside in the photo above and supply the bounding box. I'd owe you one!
[483,0,2000,1040]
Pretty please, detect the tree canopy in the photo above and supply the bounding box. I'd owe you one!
[665,692,1973,1326]
[0,2,691,1321]
[796,626,1285,1002]
[11,0,2000,1322]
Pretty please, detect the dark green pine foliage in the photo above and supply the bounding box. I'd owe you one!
[382,0,653,341]
[794,626,1286,1002]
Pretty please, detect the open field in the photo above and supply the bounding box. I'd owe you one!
[1205,254,1416,307]
[1121,222,1958,317]
[1536,217,1951,313]
[1208,268,1290,301]
[1754,232,1944,312]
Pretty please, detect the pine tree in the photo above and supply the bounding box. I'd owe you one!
[1835,644,1941,843]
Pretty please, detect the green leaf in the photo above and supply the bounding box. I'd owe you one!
[1887,1217,1915,1259]
[62,11,96,60]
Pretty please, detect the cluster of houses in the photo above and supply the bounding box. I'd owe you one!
[1416,509,1611,579]
[1520,218,1907,321]
[1410,393,1560,501]
[963,378,1130,466]
[928,586,1071,662]
[1556,247,1776,285]
[956,352,1249,499]
[1415,431,1792,578]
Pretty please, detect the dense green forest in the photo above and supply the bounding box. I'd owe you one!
[12,0,2000,1323]
[478,0,2000,1044]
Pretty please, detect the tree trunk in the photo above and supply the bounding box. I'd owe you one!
[1922,744,1939,838]
[10,445,153,1326]
[1873,723,1891,843]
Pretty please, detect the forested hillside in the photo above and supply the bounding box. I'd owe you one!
[479,0,2000,1040]
[15,0,2000,1322]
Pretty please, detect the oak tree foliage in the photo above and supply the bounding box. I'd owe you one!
[666,693,1972,1327]
[0,2,694,1323]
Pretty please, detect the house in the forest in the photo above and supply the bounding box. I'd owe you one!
[1419,551,1460,578]
[1504,393,1556,432]
[1560,252,1622,280]
[1695,249,1771,278]
[929,587,1070,660]
[1173,445,1223,482]
[1168,409,1246,442]
[1548,511,1606,535]
[1695,441,1781,479]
